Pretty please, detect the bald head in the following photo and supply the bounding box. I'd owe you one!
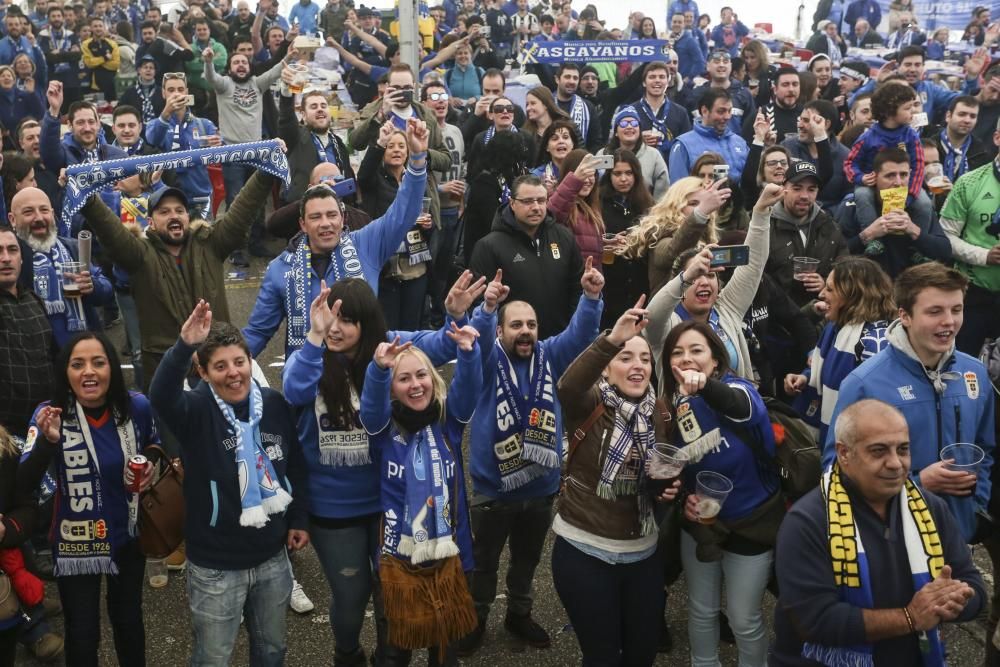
[835,399,907,450]
[9,187,56,249]
[309,162,343,186]
[835,399,910,504]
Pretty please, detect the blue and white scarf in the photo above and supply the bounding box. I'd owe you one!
[803,464,946,667]
[133,81,157,123]
[483,123,518,145]
[52,403,139,576]
[391,425,459,564]
[113,136,145,156]
[284,233,365,350]
[794,321,888,443]
[48,30,74,73]
[493,340,559,491]
[637,97,673,151]
[568,94,590,143]
[402,228,432,265]
[940,129,972,181]
[210,380,292,528]
[311,131,342,167]
[33,239,87,332]
[314,387,370,466]
[62,140,290,221]
[597,380,657,536]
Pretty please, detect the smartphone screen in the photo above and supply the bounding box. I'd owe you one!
[709,245,751,268]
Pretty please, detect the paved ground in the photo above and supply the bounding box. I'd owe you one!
[15,246,996,666]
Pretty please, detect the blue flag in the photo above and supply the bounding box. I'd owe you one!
[519,39,672,65]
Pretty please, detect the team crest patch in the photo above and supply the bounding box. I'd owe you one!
[550,243,561,259]
[678,410,702,443]
[965,372,980,400]
[897,385,915,400]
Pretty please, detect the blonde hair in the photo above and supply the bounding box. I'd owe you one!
[0,424,19,460]
[390,346,448,424]
[622,177,718,258]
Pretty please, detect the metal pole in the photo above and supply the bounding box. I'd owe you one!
[397,0,421,79]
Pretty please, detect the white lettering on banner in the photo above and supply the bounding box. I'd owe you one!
[62,426,94,512]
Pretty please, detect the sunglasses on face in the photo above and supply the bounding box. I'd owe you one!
[491,104,515,113]
[710,53,731,62]
[765,159,789,167]
[426,91,449,101]
[618,119,640,128]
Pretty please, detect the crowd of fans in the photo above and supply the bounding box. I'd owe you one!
[2,0,1000,665]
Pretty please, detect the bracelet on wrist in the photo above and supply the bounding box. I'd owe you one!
[679,270,693,287]
[902,606,916,633]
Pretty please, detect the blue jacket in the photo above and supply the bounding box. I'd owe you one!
[682,80,756,135]
[824,324,995,543]
[844,0,881,34]
[669,120,750,182]
[360,343,481,571]
[445,64,483,101]
[0,35,45,71]
[667,0,700,23]
[710,22,750,58]
[0,88,43,145]
[288,1,321,35]
[281,324,461,520]
[851,78,978,125]
[623,97,692,160]
[145,113,218,199]
[673,30,706,82]
[927,41,946,61]
[149,339,309,571]
[243,162,428,358]
[467,295,602,500]
[40,111,127,175]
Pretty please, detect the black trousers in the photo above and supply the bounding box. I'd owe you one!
[56,540,146,667]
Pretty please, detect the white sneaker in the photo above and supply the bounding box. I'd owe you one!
[289,580,314,614]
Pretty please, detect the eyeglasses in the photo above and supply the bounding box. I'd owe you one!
[709,52,731,62]
[764,159,789,167]
[512,196,547,206]
[163,72,187,80]
[426,91,449,101]
[491,104,515,113]
[617,119,640,128]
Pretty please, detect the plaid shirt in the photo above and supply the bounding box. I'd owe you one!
[0,288,55,438]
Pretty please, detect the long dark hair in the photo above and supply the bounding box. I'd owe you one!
[318,279,388,428]
[599,149,654,214]
[53,332,132,425]
[536,118,580,166]
[484,130,532,183]
[660,320,731,402]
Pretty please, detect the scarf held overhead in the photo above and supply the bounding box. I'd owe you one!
[802,464,946,667]
[61,140,291,220]
[52,404,139,576]
[492,340,559,492]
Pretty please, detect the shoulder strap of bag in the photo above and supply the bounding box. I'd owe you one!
[565,401,606,474]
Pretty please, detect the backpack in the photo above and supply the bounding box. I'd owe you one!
[735,396,822,501]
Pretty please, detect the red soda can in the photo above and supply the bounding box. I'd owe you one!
[128,455,148,494]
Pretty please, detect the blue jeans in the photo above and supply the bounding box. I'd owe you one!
[310,514,381,655]
[680,531,772,667]
[187,550,292,667]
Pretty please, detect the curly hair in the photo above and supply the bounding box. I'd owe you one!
[871,80,917,123]
[621,177,718,259]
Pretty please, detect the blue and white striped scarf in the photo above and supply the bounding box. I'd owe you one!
[33,239,87,333]
[568,94,590,142]
[284,233,365,351]
[210,380,292,528]
[394,425,459,564]
[61,140,290,221]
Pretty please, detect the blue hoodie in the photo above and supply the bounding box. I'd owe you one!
[669,119,750,182]
[145,113,218,200]
[243,161,428,359]
[673,30,707,82]
[281,322,462,520]
[360,342,482,571]
[467,295,601,500]
[824,321,995,543]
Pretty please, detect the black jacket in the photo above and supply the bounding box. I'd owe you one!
[600,195,648,331]
[743,101,803,144]
[931,131,993,177]
[765,203,849,308]
[469,204,584,339]
[278,94,356,205]
[149,339,308,571]
[118,84,166,123]
[805,32,848,59]
[465,128,535,181]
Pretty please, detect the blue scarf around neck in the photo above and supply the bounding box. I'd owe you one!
[34,239,87,333]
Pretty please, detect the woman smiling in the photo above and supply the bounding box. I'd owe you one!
[18,332,158,666]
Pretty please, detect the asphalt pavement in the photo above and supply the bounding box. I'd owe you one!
[15,248,995,666]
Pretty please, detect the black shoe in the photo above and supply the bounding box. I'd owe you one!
[455,621,486,657]
[720,611,736,645]
[657,617,673,653]
[504,612,551,648]
[333,646,367,667]
[229,250,250,267]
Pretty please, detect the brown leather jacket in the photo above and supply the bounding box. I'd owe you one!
[556,334,670,542]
